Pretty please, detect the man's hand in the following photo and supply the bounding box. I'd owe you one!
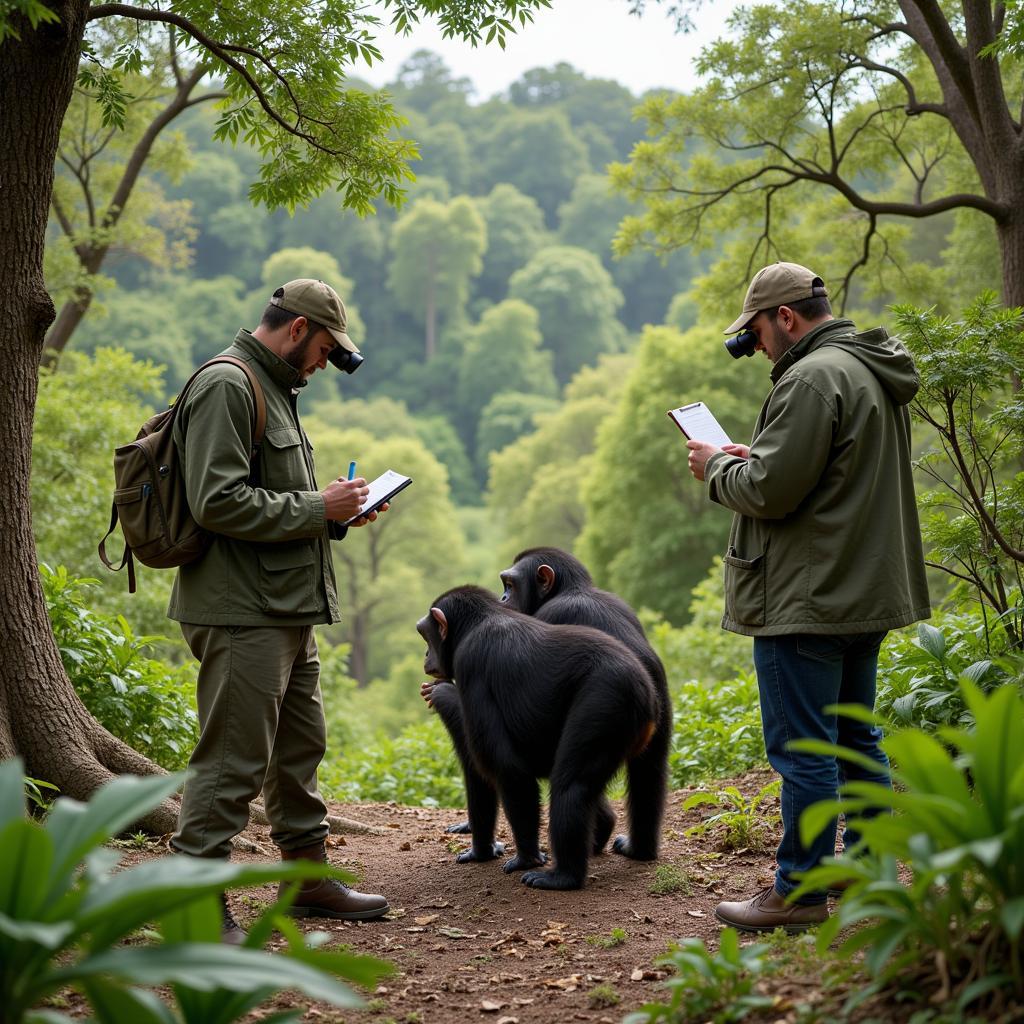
[347,502,389,528]
[686,440,721,482]
[687,441,750,481]
[321,476,369,521]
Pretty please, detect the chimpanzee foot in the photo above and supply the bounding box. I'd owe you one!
[502,851,547,874]
[611,834,657,860]
[446,820,472,835]
[521,868,584,890]
[456,841,505,863]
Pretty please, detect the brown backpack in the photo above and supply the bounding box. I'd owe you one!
[98,356,267,593]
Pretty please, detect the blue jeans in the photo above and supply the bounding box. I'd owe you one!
[753,632,891,904]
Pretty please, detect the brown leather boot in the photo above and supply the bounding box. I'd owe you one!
[714,886,829,934]
[279,841,389,921]
[220,893,248,945]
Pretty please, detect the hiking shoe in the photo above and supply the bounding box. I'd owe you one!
[279,841,389,921]
[714,885,828,934]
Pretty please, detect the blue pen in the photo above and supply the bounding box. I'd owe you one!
[347,461,357,481]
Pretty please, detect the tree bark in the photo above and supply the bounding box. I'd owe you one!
[0,10,376,837]
[0,0,175,823]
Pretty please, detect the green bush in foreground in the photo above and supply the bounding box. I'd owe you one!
[0,758,389,1024]
[793,678,1024,1016]
[42,565,198,770]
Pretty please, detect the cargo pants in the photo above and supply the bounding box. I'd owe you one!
[171,624,330,858]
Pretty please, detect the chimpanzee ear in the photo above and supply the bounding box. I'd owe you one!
[537,564,556,594]
[430,606,448,640]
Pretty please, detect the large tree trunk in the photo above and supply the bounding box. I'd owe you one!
[0,0,180,831]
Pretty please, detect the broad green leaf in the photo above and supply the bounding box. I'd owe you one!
[0,911,74,948]
[53,943,363,1008]
[787,738,890,776]
[0,758,26,829]
[0,819,54,917]
[45,773,184,904]
[1000,897,1024,940]
[82,978,178,1024]
[917,622,946,662]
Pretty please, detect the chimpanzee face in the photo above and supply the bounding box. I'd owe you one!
[417,607,448,678]
[498,566,523,610]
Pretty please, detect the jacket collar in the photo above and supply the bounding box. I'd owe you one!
[770,318,856,384]
[230,329,304,391]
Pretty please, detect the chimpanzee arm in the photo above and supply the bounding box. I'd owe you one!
[430,682,503,861]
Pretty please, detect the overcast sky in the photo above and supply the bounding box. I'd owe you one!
[360,0,739,100]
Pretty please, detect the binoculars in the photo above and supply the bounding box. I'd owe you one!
[724,329,757,359]
[329,347,364,374]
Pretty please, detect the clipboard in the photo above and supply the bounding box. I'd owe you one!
[342,469,413,526]
[667,401,733,448]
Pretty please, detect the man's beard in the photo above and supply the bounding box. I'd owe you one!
[284,329,317,375]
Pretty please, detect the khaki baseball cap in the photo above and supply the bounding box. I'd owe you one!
[724,262,828,334]
[270,279,359,353]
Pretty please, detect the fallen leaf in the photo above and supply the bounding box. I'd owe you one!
[544,974,585,991]
[481,999,504,1012]
[414,914,439,925]
[404,927,426,933]
[497,1018,520,1024]
[512,997,534,1005]
[438,927,479,939]
[686,910,706,918]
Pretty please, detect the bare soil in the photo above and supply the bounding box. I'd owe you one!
[55,770,1024,1024]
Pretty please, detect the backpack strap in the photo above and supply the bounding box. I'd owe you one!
[98,355,268,595]
[194,355,267,456]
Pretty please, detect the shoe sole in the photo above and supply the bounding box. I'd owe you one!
[713,908,825,934]
[286,904,390,921]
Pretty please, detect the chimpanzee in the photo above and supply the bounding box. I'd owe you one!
[499,548,671,861]
[417,586,658,890]
[432,549,671,860]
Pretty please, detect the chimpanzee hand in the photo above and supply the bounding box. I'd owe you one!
[420,678,454,707]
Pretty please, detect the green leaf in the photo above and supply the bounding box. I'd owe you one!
[82,978,178,1024]
[0,758,26,828]
[0,819,54,917]
[0,911,74,948]
[1000,897,1024,940]
[45,773,184,903]
[917,622,946,662]
[54,944,363,1008]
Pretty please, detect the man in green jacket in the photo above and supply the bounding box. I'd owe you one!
[169,279,390,942]
[686,263,930,933]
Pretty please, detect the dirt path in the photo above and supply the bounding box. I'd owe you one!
[238,771,784,1023]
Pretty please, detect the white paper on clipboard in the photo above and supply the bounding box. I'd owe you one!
[667,402,733,448]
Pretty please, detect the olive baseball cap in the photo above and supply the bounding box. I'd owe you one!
[270,279,360,353]
[724,262,828,334]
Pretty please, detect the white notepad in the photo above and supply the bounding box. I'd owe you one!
[667,402,733,448]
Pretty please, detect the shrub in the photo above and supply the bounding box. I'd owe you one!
[877,608,1024,732]
[0,758,390,1024]
[668,671,765,787]
[682,780,781,852]
[793,678,1024,1015]
[42,565,198,770]
[320,716,466,807]
[624,928,776,1024]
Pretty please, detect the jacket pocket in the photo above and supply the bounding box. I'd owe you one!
[723,547,767,627]
[257,543,320,616]
[263,428,308,491]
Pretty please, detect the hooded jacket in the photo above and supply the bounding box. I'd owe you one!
[704,318,931,637]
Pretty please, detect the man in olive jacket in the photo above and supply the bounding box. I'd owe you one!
[169,279,389,941]
[687,263,930,933]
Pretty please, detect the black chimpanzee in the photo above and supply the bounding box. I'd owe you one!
[432,549,671,860]
[499,548,671,860]
[417,585,658,890]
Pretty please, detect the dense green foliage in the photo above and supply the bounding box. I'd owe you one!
[793,678,1024,1014]
[0,759,389,1024]
[42,565,197,771]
